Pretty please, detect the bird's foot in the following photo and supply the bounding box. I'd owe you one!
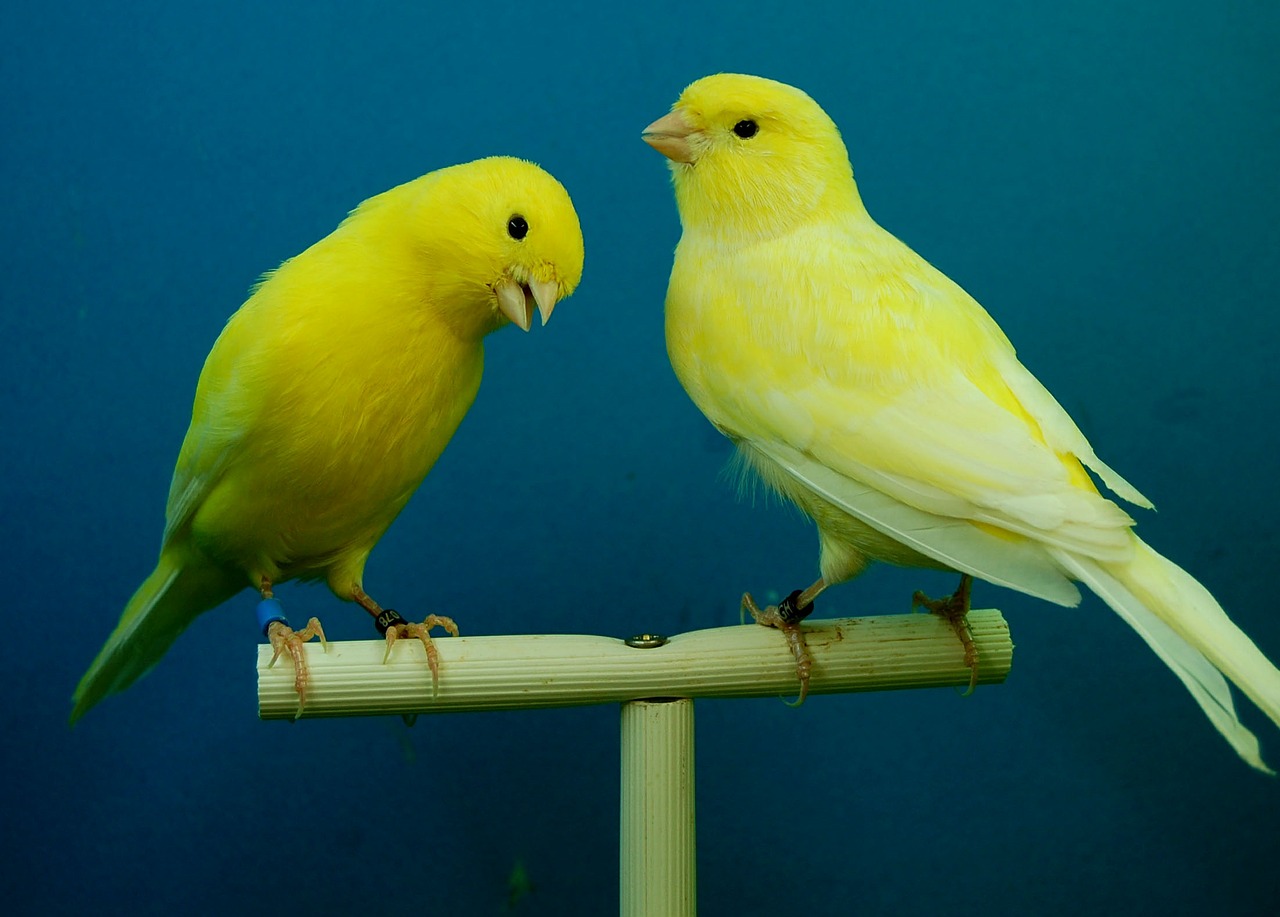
[379,610,460,695]
[743,589,815,705]
[264,614,328,718]
[912,574,978,695]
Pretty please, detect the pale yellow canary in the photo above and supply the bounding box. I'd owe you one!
[72,156,584,722]
[644,73,1280,771]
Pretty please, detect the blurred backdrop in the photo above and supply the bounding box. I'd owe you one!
[2,1,1277,913]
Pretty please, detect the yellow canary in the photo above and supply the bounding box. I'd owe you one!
[72,156,584,722]
[645,73,1280,771]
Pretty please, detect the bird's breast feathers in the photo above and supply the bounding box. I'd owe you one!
[666,218,975,423]
[173,291,485,572]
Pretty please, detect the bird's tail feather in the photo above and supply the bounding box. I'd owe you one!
[1051,537,1280,773]
[71,550,241,723]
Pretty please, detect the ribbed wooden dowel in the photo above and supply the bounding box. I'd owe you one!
[258,610,1011,719]
[620,699,696,917]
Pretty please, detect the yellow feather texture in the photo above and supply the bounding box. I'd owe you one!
[654,73,1280,771]
[73,156,584,722]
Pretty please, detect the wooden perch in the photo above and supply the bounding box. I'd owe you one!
[258,609,1012,719]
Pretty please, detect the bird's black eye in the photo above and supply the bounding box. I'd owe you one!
[507,214,529,240]
[732,119,758,139]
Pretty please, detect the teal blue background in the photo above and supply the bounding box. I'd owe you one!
[3,1,1278,913]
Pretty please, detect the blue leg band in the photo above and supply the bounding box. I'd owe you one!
[257,598,289,637]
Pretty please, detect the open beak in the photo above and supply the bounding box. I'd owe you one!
[495,277,560,332]
[642,110,696,163]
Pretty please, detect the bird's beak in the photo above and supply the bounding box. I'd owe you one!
[495,277,560,332]
[529,278,559,325]
[642,110,696,163]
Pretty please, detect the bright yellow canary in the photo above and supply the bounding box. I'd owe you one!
[644,73,1280,771]
[72,156,584,722]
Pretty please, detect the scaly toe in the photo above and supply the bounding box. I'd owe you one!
[266,619,325,718]
[913,577,979,695]
[742,590,815,705]
[381,615,459,696]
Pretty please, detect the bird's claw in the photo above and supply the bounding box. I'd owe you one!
[743,590,815,705]
[382,614,460,695]
[913,574,979,695]
[267,617,327,718]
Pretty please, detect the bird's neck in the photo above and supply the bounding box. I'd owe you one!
[675,166,866,245]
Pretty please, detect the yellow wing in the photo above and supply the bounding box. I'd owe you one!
[669,218,1150,603]
[161,307,265,550]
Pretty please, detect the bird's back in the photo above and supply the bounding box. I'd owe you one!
[668,205,1147,596]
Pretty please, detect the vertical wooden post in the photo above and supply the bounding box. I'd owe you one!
[619,698,697,917]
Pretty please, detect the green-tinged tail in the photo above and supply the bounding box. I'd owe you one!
[1052,538,1280,774]
[71,549,242,723]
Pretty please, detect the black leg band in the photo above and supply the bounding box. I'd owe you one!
[776,589,815,625]
[375,608,407,635]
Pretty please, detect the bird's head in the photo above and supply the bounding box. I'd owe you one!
[643,73,860,242]
[398,157,584,338]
